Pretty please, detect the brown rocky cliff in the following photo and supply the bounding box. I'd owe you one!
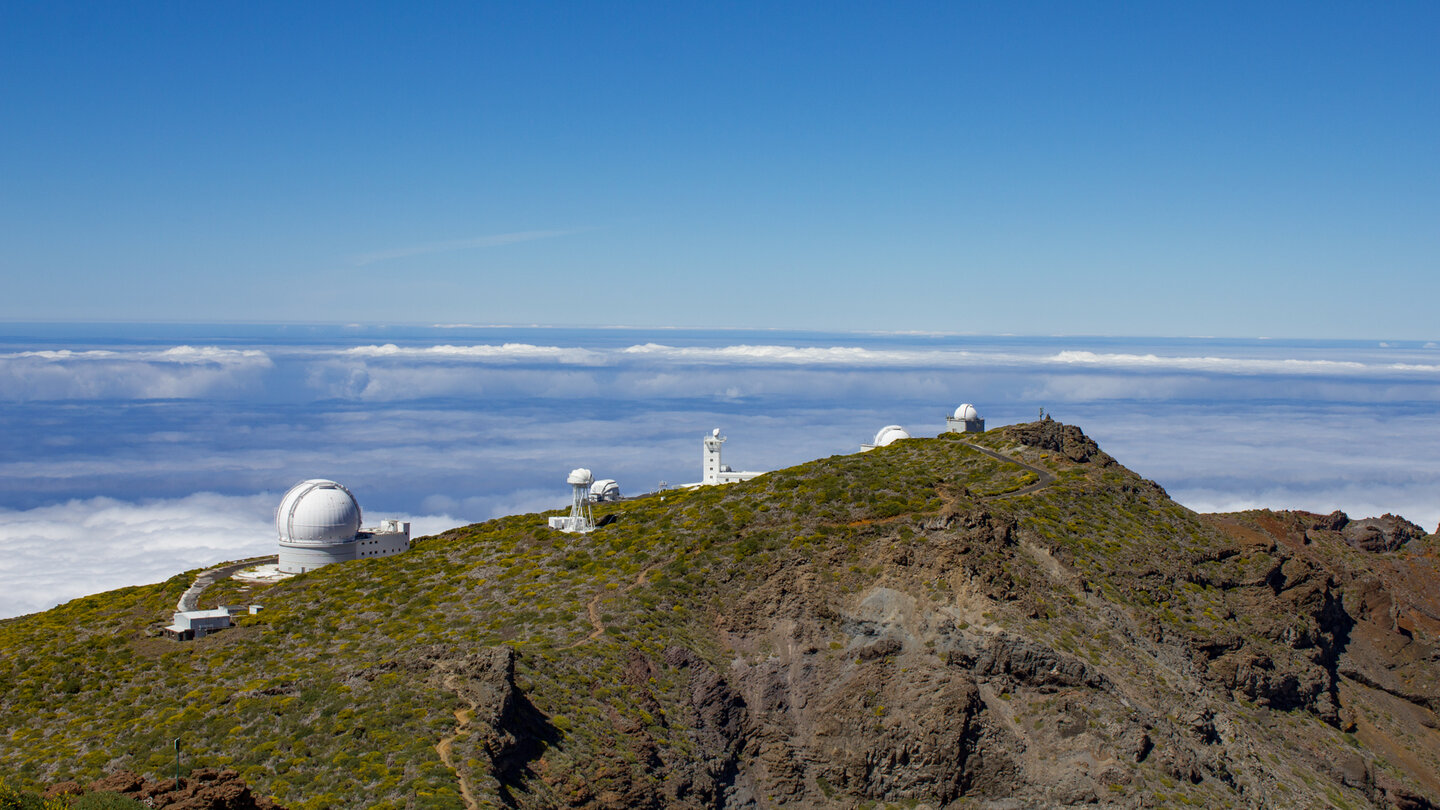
[523,423,1440,809]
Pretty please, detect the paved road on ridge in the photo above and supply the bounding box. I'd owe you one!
[176,555,277,612]
[963,443,1057,499]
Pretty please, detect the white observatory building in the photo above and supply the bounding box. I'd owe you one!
[698,428,764,486]
[589,479,621,502]
[276,479,411,574]
[549,468,597,533]
[861,425,912,452]
[946,403,985,433]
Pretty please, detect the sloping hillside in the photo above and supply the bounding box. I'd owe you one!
[1,422,1437,809]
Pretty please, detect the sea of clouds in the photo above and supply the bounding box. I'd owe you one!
[1,325,1436,618]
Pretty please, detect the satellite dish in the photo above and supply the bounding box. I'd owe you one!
[712,428,721,437]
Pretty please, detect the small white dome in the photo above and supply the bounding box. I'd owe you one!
[277,480,361,544]
[873,425,911,447]
[567,468,594,486]
[955,403,980,421]
[590,479,620,500]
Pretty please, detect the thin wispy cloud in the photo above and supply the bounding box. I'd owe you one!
[350,228,585,266]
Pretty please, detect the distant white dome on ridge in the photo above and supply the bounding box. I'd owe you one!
[277,479,361,544]
[873,425,911,447]
[955,403,980,421]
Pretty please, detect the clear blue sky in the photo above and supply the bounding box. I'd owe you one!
[2,2,1436,338]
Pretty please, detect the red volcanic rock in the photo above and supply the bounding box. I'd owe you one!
[57,769,290,810]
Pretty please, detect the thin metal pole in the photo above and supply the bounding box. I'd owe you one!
[173,738,181,789]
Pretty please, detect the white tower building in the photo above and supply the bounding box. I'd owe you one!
[702,428,725,485]
[946,403,986,433]
[697,428,764,486]
[861,425,912,451]
[549,468,596,533]
[276,479,410,574]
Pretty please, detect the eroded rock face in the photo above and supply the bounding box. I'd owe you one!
[361,643,558,807]
[1341,513,1428,552]
[662,646,747,806]
[44,769,286,810]
[1009,420,1114,466]
[807,662,997,804]
[947,632,1104,689]
[657,634,1030,807]
[1307,510,1429,552]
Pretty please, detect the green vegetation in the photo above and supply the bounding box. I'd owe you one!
[0,434,1034,806]
[0,779,145,810]
[0,425,1428,808]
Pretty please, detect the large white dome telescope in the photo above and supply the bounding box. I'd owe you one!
[955,403,980,421]
[277,479,361,544]
[567,468,594,486]
[275,478,410,574]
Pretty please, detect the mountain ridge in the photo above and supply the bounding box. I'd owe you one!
[2,421,1438,809]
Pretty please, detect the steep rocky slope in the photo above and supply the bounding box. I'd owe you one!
[1,421,1437,809]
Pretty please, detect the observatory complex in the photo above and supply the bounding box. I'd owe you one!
[276,479,411,574]
[864,404,986,450]
[947,403,985,433]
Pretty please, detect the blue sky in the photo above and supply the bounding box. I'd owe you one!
[2,2,1437,336]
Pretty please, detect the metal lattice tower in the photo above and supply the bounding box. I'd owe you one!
[559,468,595,533]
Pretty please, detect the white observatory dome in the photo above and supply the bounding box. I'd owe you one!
[276,479,362,544]
[955,403,980,421]
[872,425,911,447]
[591,479,620,501]
[567,468,594,486]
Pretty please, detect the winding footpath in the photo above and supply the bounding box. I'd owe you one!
[434,673,481,810]
[570,563,659,649]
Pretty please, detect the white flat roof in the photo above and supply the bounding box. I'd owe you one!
[178,608,232,620]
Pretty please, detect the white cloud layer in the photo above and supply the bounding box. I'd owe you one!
[0,346,273,401]
[342,343,604,363]
[3,330,1437,620]
[5,340,1440,403]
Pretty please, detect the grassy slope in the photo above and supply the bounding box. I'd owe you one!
[0,425,1434,808]
[0,434,1021,807]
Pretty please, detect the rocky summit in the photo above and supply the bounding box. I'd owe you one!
[1,421,1438,809]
